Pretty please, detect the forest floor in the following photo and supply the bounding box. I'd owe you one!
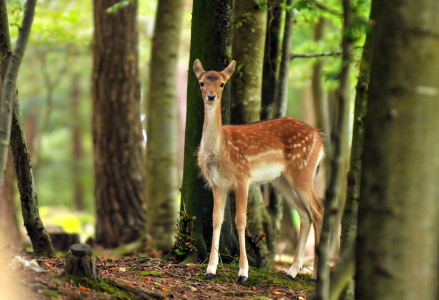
[0,246,315,300]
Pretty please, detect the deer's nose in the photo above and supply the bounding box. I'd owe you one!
[207,94,216,101]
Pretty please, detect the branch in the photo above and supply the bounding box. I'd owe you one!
[0,0,36,192]
[291,51,342,59]
[291,46,362,60]
[308,0,343,17]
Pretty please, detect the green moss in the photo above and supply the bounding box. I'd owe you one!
[42,289,61,297]
[137,270,162,277]
[196,264,314,292]
[63,275,132,298]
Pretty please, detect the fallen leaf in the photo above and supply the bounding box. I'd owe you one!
[142,277,152,281]
[127,282,132,286]
[119,267,127,272]
[79,286,90,291]
[161,285,167,291]
[273,289,286,295]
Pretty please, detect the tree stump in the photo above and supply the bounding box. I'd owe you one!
[64,244,97,280]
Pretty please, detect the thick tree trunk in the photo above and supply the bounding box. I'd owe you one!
[145,0,184,253]
[356,1,439,299]
[180,0,236,262]
[92,0,146,248]
[231,0,280,268]
[231,0,267,124]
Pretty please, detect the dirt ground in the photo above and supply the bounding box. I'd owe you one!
[0,246,314,300]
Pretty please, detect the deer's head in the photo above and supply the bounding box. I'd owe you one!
[193,59,236,104]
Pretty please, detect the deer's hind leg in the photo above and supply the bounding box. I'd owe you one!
[273,173,322,279]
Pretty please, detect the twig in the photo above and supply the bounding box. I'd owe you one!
[152,265,190,279]
[107,278,166,300]
[308,0,343,17]
[291,46,362,60]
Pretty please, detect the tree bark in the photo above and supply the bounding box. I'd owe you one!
[92,0,146,248]
[314,0,352,298]
[180,0,237,262]
[274,0,294,119]
[355,1,439,299]
[231,0,267,124]
[0,0,54,256]
[145,0,185,253]
[71,74,85,211]
[0,149,21,246]
[261,0,281,120]
[231,0,281,268]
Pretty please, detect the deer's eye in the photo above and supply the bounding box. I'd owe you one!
[199,82,204,87]
[220,83,225,88]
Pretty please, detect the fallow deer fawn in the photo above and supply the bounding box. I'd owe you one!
[194,59,324,282]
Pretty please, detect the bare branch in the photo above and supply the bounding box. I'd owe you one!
[291,46,362,60]
[309,0,343,17]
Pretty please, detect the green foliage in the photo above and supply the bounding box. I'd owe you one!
[106,0,131,14]
[234,12,252,28]
[254,0,268,11]
[172,211,197,257]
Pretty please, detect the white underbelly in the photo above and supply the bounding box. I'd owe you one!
[249,163,284,185]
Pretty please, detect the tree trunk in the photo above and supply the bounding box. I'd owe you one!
[0,149,21,246]
[145,0,184,253]
[231,0,267,124]
[71,74,85,211]
[231,0,280,268]
[355,1,439,299]
[92,0,146,248]
[180,0,237,262]
[0,0,54,256]
[261,0,281,120]
[274,0,294,119]
[314,0,353,298]
[336,4,375,299]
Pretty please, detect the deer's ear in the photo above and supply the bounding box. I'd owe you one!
[193,59,204,78]
[222,60,236,79]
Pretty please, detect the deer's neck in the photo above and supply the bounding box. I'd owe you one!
[201,102,225,155]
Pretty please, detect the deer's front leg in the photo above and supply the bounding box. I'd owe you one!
[205,187,227,279]
[235,184,249,283]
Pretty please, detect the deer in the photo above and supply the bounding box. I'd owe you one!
[193,59,324,283]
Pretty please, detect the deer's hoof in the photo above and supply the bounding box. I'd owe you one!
[286,274,294,280]
[237,276,248,283]
[310,278,317,282]
[205,273,215,280]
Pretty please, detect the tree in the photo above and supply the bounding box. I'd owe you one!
[179,0,236,262]
[231,0,283,268]
[0,0,54,256]
[92,0,146,247]
[356,0,439,298]
[71,74,86,211]
[145,0,185,253]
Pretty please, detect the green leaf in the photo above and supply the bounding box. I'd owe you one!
[106,0,131,14]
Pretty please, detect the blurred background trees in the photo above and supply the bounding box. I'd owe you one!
[0,0,368,254]
[0,0,367,272]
